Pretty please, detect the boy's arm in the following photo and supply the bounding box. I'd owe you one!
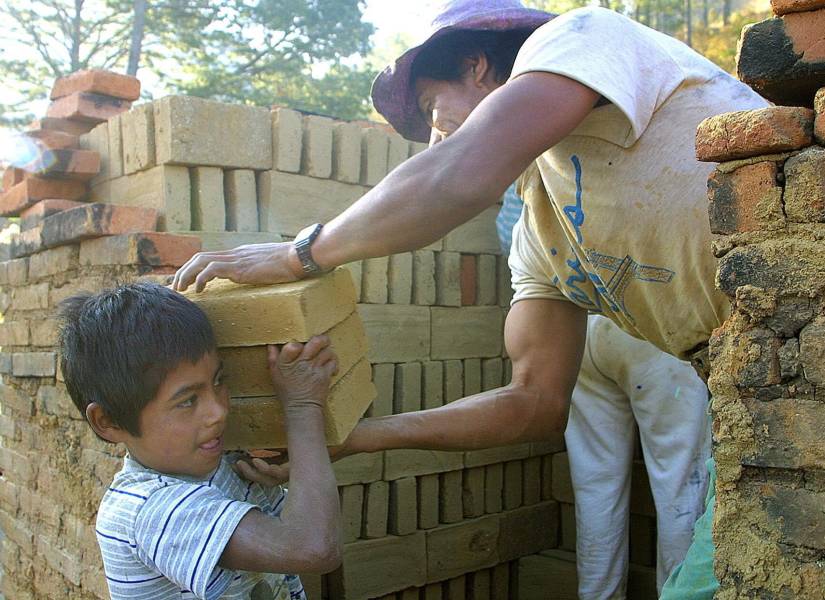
[218,337,342,574]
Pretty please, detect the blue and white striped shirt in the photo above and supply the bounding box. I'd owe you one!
[96,454,306,600]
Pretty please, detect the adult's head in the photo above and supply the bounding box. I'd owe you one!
[372,0,555,144]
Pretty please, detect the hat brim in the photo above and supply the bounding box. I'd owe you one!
[371,8,555,143]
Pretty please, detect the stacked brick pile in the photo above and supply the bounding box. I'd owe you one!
[0,79,660,599]
[0,70,139,220]
[692,7,825,592]
[737,0,825,108]
[184,269,375,448]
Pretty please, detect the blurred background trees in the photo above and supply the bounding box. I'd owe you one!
[0,0,772,129]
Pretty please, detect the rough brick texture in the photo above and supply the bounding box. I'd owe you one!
[24,129,79,151]
[30,116,95,136]
[223,358,375,447]
[154,96,271,169]
[815,87,825,143]
[47,92,132,124]
[707,161,785,233]
[737,10,825,106]
[184,267,356,346]
[0,178,87,217]
[696,106,814,162]
[40,203,158,249]
[24,148,100,181]
[219,311,368,397]
[20,199,84,231]
[78,232,201,268]
[771,0,825,13]
[784,146,825,222]
[51,70,140,101]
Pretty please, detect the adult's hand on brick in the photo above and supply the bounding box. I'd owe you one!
[269,336,338,414]
[171,241,304,292]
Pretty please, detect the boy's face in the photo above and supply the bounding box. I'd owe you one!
[123,351,230,479]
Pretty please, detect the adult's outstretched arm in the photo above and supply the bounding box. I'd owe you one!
[338,298,588,455]
[172,72,599,292]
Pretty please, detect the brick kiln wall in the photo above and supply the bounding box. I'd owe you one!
[0,76,660,598]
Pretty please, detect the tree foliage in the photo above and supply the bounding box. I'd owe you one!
[524,0,770,72]
[0,0,377,127]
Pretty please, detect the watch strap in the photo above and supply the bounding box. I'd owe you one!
[294,223,325,275]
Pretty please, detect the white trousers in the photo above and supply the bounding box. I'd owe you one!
[566,316,711,600]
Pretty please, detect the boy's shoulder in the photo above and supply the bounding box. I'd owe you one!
[97,453,285,531]
[96,455,293,599]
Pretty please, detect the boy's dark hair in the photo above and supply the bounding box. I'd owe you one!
[57,282,216,438]
[410,29,535,86]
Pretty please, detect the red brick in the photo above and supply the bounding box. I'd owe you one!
[2,168,24,191]
[0,179,87,216]
[707,161,784,234]
[19,199,85,231]
[10,226,44,259]
[22,148,100,181]
[460,254,477,305]
[79,232,201,267]
[771,0,825,13]
[28,117,93,136]
[51,69,140,101]
[41,203,157,249]
[815,87,825,143]
[46,92,132,124]
[22,129,79,151]
[695,106,814,162]
[737,11,825,106]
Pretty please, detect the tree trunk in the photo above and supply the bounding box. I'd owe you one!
[723,0,731,25]
[702,0,709,28]
[127,0,147,76]
[71,0,83,71]
[685,0,692,47]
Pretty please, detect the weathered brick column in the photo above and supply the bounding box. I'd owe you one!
[696,97,825,598]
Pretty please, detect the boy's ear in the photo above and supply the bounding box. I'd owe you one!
[86,403,129,444]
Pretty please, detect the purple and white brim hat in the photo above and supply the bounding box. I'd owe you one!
[371,0,555,143]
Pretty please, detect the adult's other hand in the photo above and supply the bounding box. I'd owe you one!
[172,241,303,292]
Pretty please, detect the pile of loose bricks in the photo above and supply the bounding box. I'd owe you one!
[0,70,660,599]
[693,0,825,596]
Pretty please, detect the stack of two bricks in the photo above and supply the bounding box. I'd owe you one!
[183,267,375,449]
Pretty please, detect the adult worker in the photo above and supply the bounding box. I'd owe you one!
[173,1,767,596]
[497,186,712,598]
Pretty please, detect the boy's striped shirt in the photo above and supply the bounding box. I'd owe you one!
[96,454,306,600]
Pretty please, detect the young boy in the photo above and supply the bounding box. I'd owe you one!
[57,281,342,600]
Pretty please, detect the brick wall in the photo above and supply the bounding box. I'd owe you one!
[696,2,825,593]
[0,81,658,598]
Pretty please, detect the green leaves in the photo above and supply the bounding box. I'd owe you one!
[1,0,378,127]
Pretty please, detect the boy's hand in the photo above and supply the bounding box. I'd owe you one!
[269,336,338,412]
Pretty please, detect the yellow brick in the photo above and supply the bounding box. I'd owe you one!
[223,358,375,448]
[220,311,367,397]
[183,267,356,347]
[121,102,156,175]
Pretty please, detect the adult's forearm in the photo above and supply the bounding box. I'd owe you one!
[311,137,516,270]
[350,383,569,455]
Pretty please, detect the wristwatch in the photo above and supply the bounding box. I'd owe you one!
[294,223,326,275]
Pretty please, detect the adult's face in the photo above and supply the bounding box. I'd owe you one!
[414,68,498,146]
